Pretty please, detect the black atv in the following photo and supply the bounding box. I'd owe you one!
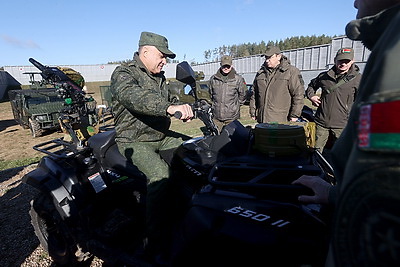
[23,61,333,266]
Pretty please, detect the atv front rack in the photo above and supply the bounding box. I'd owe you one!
[33,138,86,159]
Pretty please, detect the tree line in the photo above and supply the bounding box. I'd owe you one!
[108,34,336,65]
[203,34,336,63]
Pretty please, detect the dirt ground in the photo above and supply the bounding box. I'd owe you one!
[0,101,62,162]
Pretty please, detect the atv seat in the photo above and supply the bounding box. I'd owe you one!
[88,129,116,158]
[88,130,146,183]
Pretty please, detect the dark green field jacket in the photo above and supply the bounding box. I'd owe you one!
[327,5,400,266]
[209,68,247,121]
[331,4,400,204]
[250,58,304,123]
[306,64,361,129]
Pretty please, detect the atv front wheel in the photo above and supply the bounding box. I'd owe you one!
[30,194,92,266]
[28,118,44,137]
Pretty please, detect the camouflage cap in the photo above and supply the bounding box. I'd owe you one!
[335,47,354,61]
[263,46,281,57]
[220,55,232,66]
[139,31,176,59]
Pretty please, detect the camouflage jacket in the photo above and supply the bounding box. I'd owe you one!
[327,5,400,266]
[330,4,400,203]
[110,53,171,143]
[209,67,247,121]
[250,57,304,123]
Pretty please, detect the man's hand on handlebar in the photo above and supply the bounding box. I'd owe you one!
[167,104,194,121]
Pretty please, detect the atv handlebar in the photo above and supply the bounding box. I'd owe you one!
[172,100,219,136]
[173,111,183,119]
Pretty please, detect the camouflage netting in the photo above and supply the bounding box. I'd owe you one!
[57,67,85,88]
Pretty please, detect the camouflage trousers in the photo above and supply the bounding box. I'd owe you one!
[117,134,187,256]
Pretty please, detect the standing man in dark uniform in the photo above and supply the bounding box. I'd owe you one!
[250,46,304,123]
[306,47,361,152]
[110,31,193,260]
[209,55,247,131]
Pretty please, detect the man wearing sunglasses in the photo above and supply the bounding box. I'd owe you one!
[209,55,247,131]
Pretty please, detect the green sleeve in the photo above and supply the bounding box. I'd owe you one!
[111,66,170,116]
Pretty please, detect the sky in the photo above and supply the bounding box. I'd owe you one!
[1,0,358,67]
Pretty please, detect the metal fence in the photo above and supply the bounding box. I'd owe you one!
[4,36,370,87]
[192,36,370,86]
[4,64,121,85]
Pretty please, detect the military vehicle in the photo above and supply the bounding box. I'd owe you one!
[8,57,99,140]
[167,71,211,104]
[30,58,99,144]
[23,71,48,89]
[8,88,65,137]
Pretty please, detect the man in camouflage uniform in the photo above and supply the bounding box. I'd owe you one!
[110,31,193,259]
[209,55,247,132]
[294,0,400,265]
[250,46,305,123]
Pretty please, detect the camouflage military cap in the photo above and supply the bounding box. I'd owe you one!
[139,31,176,59]
[220,55,232,66]
[263,46,281,57]
[335,47,354,61]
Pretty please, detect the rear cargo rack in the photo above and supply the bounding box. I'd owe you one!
[206,154,322,202]
[209,160,321,188]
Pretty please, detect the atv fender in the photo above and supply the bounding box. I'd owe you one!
[23,157,80,219]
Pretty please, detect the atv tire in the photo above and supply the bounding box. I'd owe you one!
[30,194,93,266]
[29,118,44,138]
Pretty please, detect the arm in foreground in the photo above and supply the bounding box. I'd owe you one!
[292,175,334,205]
